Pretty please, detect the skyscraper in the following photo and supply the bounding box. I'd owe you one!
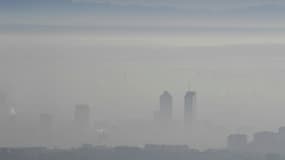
[184,91,196,125]
[74,104,90,128]
[159,91,173,122]
[39,113,53,145]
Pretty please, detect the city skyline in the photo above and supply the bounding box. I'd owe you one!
[2,1,285,158]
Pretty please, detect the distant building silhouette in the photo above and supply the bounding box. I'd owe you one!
[0,92,9,120]
[266,153,281,160]
[224,126,285,154]
[227,134,247,151]
[227,127,285,154]
[7,107,17,131]
[0,146,271,160]
[39,113,53,145]
[159,91,173,122]
[253,131,276,145]
[144,144,189,152]
[278,126,285,135]
[250,131,277,153]
[184,91,196,125]
[39,113,53,131]
[74,104,90,128]
[277,126,285,147]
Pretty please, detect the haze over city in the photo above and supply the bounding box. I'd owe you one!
[1,0,285,159]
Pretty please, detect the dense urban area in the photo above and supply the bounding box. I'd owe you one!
[0,144,283,160]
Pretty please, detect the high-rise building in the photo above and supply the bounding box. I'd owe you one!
[74,104,90,128]
[8,107,17,128]
[266,154,281,160]
[184,91,196,125]
[0,92,9,119]
[159,91,172,122]
[278,126,285,135]
[227,134,248,151]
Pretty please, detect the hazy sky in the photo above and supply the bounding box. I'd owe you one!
[77,0,284,8]
[2,33,285,130]
[1,0,285,148]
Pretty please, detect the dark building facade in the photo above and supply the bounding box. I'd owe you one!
[227,134,248,151]
[74,104,90,128]
[159,91,173,122]
[184,91,196,125]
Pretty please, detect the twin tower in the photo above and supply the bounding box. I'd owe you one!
[154,90,196,125]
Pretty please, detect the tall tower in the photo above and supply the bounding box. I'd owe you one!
[184,91,196,125]
[39,113,53,145]
[159,91,173,122]
[74,104,90,128]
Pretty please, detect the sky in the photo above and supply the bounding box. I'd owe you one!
[1,0,285,149]
[76,0,285,9]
